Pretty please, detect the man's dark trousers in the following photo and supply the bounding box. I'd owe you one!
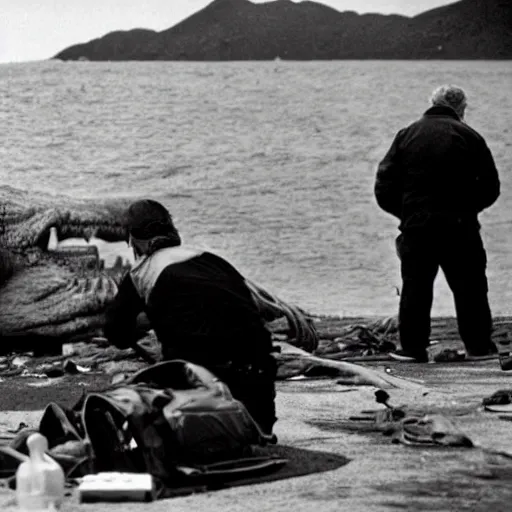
[397,225,494,358]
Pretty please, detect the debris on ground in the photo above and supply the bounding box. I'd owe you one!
[0,334,162,380]
[483,389,512,407]
[482,389,512,414]
[1,316,510,387]
[270,315,399,361]
[0,318,401,382]
[274,342,426,390]
[347,390,473,447]
[434,349,467,363]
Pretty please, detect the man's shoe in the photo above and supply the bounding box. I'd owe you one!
[389,349,429,363]
[433,349,466,363]
[466,346,498,361]
[465,353,498,361]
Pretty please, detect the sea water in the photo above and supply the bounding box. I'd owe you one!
[0,60,511,317]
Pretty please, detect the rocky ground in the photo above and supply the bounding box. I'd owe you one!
[2,316,512,511]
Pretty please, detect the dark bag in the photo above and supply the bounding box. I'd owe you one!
[0,360,285,495]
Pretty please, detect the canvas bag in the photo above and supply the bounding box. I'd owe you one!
[1,360,283,492]
[81,360,276,480]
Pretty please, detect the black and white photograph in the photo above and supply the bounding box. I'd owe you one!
[0,0,511,510]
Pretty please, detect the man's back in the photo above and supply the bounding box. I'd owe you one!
[131,247,271,363]
[375,105,500,231]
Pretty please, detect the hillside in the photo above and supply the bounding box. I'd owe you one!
[53,0,512,60]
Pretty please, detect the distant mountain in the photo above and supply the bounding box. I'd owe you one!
[53,0,512,61]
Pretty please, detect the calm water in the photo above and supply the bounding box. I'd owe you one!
[1,60,511,317]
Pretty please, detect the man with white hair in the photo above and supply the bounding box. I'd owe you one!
[374,84,500,364]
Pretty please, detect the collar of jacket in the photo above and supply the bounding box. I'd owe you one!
[423,105,461,120]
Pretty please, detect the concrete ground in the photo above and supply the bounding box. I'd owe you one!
[2,359,512,511]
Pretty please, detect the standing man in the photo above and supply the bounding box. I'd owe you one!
[374,85,500,363]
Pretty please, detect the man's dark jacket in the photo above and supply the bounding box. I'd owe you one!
[374,105,500,231]
[104,246,272,364]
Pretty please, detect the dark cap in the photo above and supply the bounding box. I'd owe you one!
[126,199,176,240]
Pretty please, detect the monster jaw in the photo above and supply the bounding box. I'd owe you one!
[45,227,134,270]
[0,219,135,342]
[40,223,133,271]
[42,220,129,246]
[0,187,140,345]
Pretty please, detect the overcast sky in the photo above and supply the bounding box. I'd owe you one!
[1,0,453,63]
